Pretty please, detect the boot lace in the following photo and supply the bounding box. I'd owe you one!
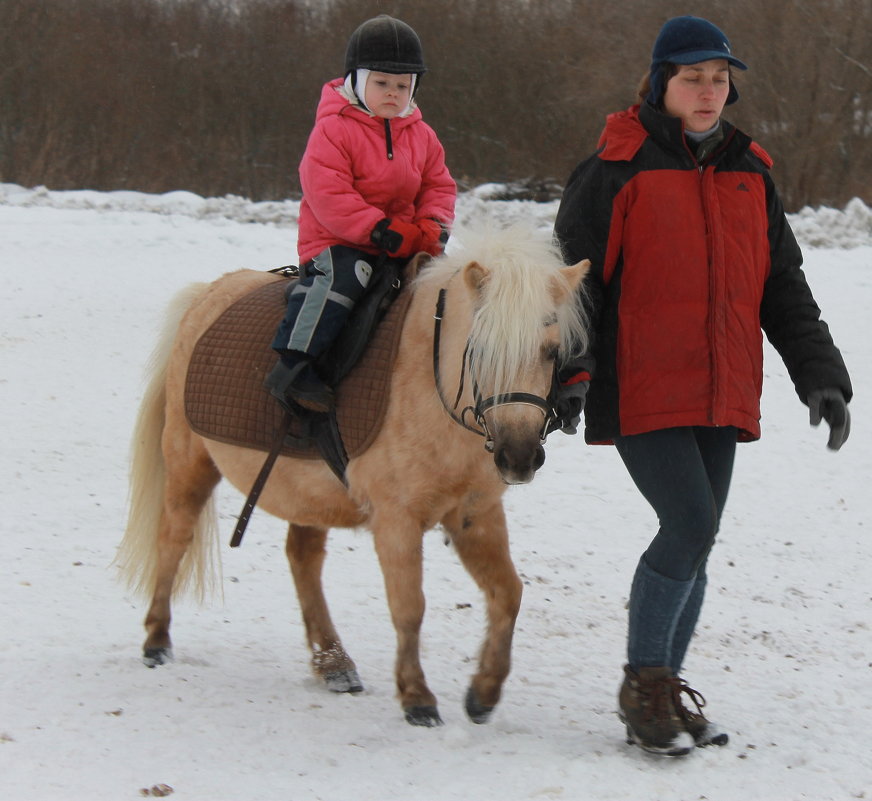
[669,676,707,722]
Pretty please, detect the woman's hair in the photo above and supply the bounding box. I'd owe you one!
[636,64,678,107]
[637,63,734,108]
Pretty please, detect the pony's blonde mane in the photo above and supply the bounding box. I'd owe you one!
[417,221,588,395]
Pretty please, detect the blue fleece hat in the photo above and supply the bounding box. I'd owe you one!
[647,16,748,107]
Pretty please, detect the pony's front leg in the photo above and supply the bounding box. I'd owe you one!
[285,524,363,694]
[442,501,523,724]
[372,521,440,726]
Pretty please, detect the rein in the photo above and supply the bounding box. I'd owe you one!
[432,287,555,451]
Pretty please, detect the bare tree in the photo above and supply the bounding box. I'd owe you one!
[0,0,869,209]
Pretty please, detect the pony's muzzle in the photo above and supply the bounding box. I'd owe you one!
[493,440,546,485]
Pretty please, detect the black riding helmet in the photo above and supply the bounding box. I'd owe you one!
[344,15,427,76]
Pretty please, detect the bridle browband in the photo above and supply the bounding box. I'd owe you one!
[432,286,556,452]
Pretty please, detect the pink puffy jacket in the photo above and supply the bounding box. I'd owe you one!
[296,78,456,263]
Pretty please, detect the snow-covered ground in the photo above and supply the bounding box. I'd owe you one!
[1,183,870,801]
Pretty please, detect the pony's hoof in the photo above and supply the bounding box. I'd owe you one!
[404,705,444,727]
[325,669,364,694]
[465,687,495,724]
[143,647,173,668]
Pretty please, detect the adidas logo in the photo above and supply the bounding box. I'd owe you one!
[736,182,750,192]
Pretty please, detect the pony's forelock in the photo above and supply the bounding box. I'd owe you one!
[418,222,588,395]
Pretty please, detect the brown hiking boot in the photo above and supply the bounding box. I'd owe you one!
[618,665,694,756]
[672,676,729,747]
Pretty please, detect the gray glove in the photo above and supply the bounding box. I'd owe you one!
[551,375,589,435]
[808,388,850,451]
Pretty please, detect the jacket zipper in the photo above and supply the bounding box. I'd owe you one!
[384,119,394,160]
[687,134,721,423]
[700,163,725,425]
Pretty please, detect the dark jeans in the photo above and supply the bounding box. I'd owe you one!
[614,426,737,581]
[616,426,737,671]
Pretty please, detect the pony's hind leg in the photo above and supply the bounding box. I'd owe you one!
[442,501,523,724]
[142,445,220,666]
[286,524,363,693]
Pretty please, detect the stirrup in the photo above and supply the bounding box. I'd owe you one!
[265,360,333,414]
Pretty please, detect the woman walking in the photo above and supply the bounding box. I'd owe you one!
[553,15,852,757]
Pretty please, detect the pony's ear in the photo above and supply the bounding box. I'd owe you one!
[407,251,432,279]
[463,261,491,293]
[551,259,590,304]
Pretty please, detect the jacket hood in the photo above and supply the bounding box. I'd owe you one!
[596,102,771,167]
[596,105,649,161]
[315,77,421,129]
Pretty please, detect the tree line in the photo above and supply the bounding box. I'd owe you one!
[1,0,870,211]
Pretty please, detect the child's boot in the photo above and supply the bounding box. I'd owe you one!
[265,356,333,414]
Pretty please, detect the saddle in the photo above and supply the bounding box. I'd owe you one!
[184,260,416,465]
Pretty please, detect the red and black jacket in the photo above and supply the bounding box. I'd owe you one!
[554,102,852,444]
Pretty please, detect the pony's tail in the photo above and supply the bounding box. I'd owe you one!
[114,284,221,604]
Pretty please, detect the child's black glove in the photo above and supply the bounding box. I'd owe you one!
[808,388,850,450]
[371,218,422,258]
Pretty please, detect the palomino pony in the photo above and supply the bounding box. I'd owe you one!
[116,222,589,727]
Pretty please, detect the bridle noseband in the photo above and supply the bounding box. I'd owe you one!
[432,287,556,451]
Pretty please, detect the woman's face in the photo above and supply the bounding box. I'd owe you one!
[364,71,413,119]
[662,59,730,133]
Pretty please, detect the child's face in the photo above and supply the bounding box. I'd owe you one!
[364,72,413,119]
[663,60,730,133]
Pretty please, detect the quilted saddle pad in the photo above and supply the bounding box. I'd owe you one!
[184,276,413,460]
